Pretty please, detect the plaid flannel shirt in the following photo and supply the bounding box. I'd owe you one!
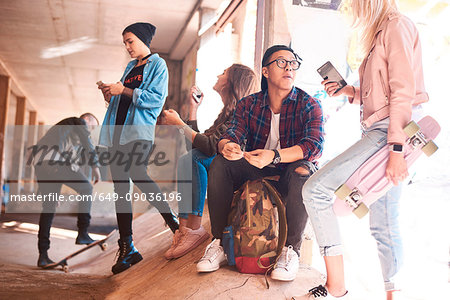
[220,87,324,167]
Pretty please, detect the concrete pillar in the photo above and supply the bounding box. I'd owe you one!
[263,0,291,51]
[10,97,26,195]
[24,111,37,192]
[0,75,11,195]
[254,0,265,77]
[254,0,293,83]
[37,121,45,140]
[263,0,274,50]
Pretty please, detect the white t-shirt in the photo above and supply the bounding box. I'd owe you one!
[264,111,281,150]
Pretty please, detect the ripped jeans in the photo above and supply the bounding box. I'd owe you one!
[207,155,316,254]
[302,126,403,291]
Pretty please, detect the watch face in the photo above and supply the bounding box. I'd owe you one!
[272,150,281,165]
[393,144,403,152]
[273,156,281,164]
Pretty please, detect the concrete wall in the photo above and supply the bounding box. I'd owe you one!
[178,44,198,121]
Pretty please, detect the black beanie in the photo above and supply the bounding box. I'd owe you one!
[261,45,302,91]
[122,22,156,48]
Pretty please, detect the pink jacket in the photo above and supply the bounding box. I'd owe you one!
[349,13,429,144]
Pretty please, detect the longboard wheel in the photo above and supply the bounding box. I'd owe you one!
[403,121,420,138]
[100,243,108,251]
[63,265,69,273]
[335,184,352,200]
[353,203,369,219]
[422,140,438,157]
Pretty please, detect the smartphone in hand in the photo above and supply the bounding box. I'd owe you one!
[317,61,347,93]
[192,87,202,103]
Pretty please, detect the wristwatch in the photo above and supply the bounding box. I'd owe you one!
[272,149,281,165]
[388,144,403,153]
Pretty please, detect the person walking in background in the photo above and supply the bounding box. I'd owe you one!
[32,113,101,268]
[161,64,258,259]
[98,22,179,274]
[302,0,428,298]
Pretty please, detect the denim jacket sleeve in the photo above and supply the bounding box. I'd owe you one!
[132,59,168,114]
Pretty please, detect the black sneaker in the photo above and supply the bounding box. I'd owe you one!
[75,230,96,245]
[37,252,55,268]
[111,237,143,274]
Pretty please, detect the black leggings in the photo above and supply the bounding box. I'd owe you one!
[109,140,172,239]
[207,155,316,253]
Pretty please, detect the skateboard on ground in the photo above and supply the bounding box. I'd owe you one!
[42,229,116,273]
[333,115,440,219]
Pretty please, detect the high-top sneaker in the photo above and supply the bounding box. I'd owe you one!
[75,228,96,245]
[111,236,143,274]
[37,251,55,268]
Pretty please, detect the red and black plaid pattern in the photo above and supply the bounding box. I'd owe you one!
[221,87,325,166]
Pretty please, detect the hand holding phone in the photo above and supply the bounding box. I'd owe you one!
[191,86,202,104]
[97,81,111,106]
[317,61,347,94]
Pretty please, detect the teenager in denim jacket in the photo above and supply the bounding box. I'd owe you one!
[302,1,428,299]
[98,22,179,275]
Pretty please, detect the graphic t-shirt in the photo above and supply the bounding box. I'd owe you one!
[115,64,145,126]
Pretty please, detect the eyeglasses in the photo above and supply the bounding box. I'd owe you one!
[264,58,301,70]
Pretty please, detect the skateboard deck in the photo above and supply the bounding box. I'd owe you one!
[333,116,440,218]
[42,229,116,272]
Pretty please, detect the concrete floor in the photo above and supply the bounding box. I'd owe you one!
[0,209,324,300]
[1,164,448,300]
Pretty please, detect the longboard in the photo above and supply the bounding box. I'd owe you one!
[333,116,440,218]
[42,229,116,272]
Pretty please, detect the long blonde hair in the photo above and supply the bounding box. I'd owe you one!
[349,0,399,56]
[204,64,258,136]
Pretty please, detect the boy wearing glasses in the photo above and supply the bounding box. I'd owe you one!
[197,45,325,281]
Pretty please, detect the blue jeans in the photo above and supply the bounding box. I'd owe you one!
[302,126,403,291]
[370,184,403,291]
[177,149,214,220]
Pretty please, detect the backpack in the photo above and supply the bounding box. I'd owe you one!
[222,178,287,277]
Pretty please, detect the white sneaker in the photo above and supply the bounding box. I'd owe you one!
[271,245,299,281]
[196,239,227,273]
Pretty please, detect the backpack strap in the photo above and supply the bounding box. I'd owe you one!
[262,179,287,258]
[258,250,277,289]
[257,179,288,289]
